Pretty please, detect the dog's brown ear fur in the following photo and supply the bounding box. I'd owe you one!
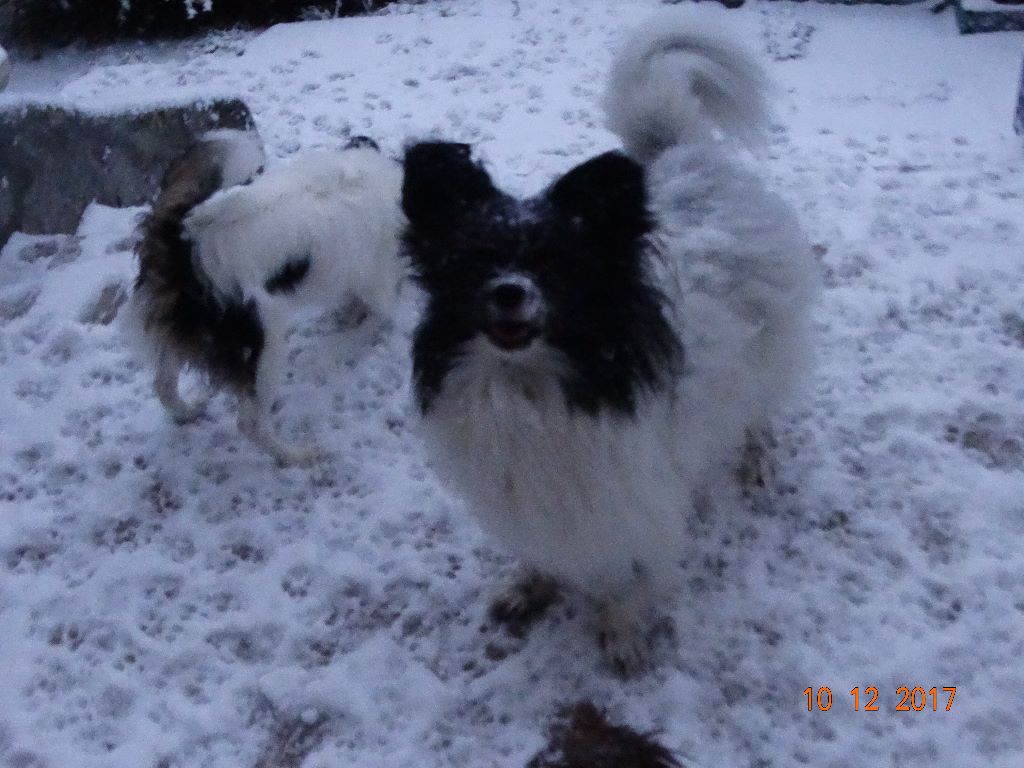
[527,701,681,768]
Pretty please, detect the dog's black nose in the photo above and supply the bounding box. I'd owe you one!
[489,281,527,311]
[481,275,545,350]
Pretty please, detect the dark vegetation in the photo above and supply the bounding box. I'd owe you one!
[9,0,396,47]
[528,702,681,768]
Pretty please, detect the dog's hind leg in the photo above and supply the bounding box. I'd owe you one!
[238,392,321,468]
[237,327,321,468]
[738,425,777,512]
[596,584,657,677]
[154,348,206,424]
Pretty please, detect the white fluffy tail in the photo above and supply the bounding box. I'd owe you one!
[199,129,266,189]
[603,10,769,162]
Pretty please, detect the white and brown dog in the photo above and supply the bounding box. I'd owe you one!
[131,133,405,465]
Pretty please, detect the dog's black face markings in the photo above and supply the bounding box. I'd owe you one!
[402,141,683,416]
[264,254,312,295]
[401,142,504,249]
[345,135,380,152]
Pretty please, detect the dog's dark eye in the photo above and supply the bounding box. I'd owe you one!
[524,245,568,275]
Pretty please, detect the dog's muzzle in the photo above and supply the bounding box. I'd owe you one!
[482,274,545,351]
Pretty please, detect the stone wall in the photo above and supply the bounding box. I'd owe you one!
[1016,56,1024,134]
[956,0,1024,32]
[0,1,12,46]
[8,0,390,47]
[0,98,254,246]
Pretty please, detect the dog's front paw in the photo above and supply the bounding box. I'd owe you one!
[274,442,324,468]
[489,571,560,637]
[597,601,654,677]
[739,426,777,501]
[168,398,208,425]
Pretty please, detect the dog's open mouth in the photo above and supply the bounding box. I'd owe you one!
[485,321,540,351]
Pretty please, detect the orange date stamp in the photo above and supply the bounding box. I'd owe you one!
[804,686,957,712]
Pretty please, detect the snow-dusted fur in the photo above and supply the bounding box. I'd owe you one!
[617,11,818,465]
[134,140,405,466]
[406,10,818,674]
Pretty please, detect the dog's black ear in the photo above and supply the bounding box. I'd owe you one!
[345,135,379,151]
[546,151,649,241]
[402,142,500,236]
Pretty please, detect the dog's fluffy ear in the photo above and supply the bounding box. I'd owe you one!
[546,151,649,241]
[402,142,500,237]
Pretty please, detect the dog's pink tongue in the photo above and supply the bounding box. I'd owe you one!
[488,321,535,349]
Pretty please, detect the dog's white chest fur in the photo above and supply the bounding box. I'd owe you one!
[421,344,692,595]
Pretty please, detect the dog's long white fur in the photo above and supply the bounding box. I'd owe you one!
[421,10,818,670]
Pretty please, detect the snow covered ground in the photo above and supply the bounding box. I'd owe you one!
[1,1,1023,766]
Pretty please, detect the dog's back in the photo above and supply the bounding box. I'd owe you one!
[184,146,405,319]
[604,10,819,467]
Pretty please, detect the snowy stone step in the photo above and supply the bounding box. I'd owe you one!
[956,0,1024,33]
[1016,55,1024,135]
[0,98,254,246]
[0,44,9,92]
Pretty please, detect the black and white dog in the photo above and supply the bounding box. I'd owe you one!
[131,132,405,466]
[401,11,818,673]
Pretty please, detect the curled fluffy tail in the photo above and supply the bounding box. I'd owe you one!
[603,10,769,162]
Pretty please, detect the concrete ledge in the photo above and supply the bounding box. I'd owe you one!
[0,45,9,92]
[1016,56,1024,134]
[956,0,1024,33]
[0,98,254,246]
